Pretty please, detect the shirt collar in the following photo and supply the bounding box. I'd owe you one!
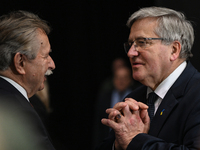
[0,75,29,102]
[147,61,187,99]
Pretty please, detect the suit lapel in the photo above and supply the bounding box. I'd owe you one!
[148,90,178,136]
[149,61,197,136]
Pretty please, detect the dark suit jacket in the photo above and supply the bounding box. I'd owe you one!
[29,94,49,128]
[0,77,55,150]
[96,62,200,150]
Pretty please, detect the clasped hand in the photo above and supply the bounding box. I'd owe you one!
[101,98,150,150]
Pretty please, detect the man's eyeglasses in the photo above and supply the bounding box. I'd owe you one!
[124,38,164,53]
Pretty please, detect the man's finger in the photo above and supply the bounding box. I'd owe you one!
[124,98,139,111]
[101,118,120,129]
[113,102,127,110]
[138,102,148,110]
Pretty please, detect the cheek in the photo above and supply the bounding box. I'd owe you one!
[149,61,159,71]
[147,49,168,69]
[142,53,158,71]
[40,62,48,72]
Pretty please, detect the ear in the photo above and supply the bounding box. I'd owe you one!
[170,41,181,61]
[13,52,26,74]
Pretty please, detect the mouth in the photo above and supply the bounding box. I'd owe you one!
[132,62,144,68]
[132,62,143,67]
[133,62,140,65]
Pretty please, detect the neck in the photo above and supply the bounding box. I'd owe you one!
[0,68,33,98]
[145,59,185,90]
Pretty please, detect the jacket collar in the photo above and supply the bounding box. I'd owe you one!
[149,61,197,136]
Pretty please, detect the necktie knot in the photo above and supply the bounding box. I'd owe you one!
[147,92,158,122]
[148,92,158,104]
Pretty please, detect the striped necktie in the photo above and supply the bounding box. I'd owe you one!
[147,92,158,122]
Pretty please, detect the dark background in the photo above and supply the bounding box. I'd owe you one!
[1,0,200,150]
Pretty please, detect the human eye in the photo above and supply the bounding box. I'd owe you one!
[44,49,52,59]
[42,54,49,59]
[136,38,146,47]
[128,42,133,46]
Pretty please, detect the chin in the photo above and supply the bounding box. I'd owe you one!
[133,73,141,80]
[132,70,145,80]
[38,84,45,91]
[39,88,44,91]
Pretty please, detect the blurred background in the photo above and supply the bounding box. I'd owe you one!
[1,0,200,149]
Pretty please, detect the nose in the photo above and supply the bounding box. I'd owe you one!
[127,44,139,58]
[48,56,56,70]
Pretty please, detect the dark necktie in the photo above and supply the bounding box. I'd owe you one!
[147,92,158,122]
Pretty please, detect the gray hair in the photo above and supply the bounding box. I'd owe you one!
[127,7,194,59]
[0,10,51,71]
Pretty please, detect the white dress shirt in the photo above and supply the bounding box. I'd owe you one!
[0,75,29,102]
[147,61,187,114]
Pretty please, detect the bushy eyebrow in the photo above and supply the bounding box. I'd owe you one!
[128,36,145,42]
